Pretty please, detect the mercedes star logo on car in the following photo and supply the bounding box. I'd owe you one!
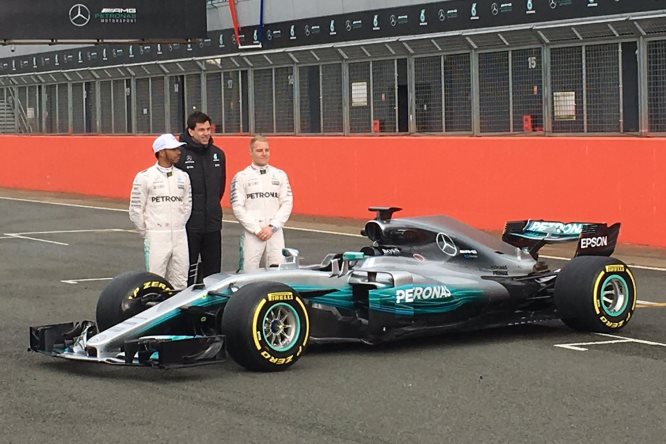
[69,4,91,27]
[436,232,458,256]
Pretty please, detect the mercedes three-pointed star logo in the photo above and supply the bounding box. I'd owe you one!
[69,4,91,27]
[436,232,458,256]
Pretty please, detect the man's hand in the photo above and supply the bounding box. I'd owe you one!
[255,226,273,241]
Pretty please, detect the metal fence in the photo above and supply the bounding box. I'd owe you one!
[2,33,666,136]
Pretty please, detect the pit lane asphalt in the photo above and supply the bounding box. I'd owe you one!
[1,189,665,444]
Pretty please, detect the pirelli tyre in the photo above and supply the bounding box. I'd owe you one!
[222,282,309,372]
[96,271,173,332]
[554,256,637,333]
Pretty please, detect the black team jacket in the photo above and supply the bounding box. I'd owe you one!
[175,132,226,233]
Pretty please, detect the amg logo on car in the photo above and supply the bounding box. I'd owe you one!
[526,221,584,235]
[381,247,401,256]
[267,292,293,301]
[605,264,625,273]
[396,285,452,303]
[580,236,608,249]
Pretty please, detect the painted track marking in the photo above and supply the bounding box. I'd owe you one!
[555,333,666,351]
[4,233,68,246]
[4,195,666,303]
[7,228,131,235]
[0,196,128,212]
[61,277,114,284]
[637,300,666,308]
[2,228,135,246]
[541,254,666,272]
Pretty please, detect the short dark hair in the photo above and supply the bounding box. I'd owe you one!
[186,111,211,130]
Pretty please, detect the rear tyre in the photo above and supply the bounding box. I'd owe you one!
[555,256,637,333]
[96,271,173,331]
[222,282,309,372]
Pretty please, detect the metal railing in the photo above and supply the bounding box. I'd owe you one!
[2,17,666,136]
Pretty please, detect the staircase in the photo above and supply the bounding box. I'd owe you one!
[0,99,16,133]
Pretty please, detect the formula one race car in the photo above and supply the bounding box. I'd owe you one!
[30,207,637,372]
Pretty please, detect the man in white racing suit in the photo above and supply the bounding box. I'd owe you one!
[129,134,192,289]
[231,135,293,271]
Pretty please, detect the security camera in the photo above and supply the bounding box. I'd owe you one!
[10,44,16,53]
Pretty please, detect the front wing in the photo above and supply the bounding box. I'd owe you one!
[29,321,225,368]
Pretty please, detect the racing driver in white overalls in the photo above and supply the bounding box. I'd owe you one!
[231,135,293,271]
[129,134,192,289]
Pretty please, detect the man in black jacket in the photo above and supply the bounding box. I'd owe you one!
[176,111,226,285]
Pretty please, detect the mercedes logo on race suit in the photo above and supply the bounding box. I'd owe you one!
[436,232,458,256]
[69,4,91,27]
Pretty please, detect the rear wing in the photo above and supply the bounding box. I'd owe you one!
[502,220,621,259]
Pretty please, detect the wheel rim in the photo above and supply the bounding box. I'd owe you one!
[262,303,300,352]
[600,275,629,316]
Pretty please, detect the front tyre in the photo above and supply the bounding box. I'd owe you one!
[96,271,173,331]
[555,256,637,333]
[222,282,309,372]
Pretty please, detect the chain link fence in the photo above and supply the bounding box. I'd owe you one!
[551,46,584,133]
[321,63,344,133]
[135,78,150,133]
[586,43,621,133]
[648,40,666,132]
[512,48,543,133]
[443,53,472,133]
[479,51,510,133]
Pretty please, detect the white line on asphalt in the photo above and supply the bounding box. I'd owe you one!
[540,254,666,272]
[0,196,128,212]
[4,233,68,246]
[3,195,664,268]
[596,332,666,347]
[9,196,662,305]
[2,228,135,245]
[636,300,666,308]
[61,278,114,284]
[554,339,632,351]
[282,225,363,237]
[554,332,666,351]
[6,228,132,235]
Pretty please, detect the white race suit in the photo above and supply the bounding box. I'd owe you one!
[231,164,293,271]
[129,163,192,289]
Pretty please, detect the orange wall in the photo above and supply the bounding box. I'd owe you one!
[0,135,664,247]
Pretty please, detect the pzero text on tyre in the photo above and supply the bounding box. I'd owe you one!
[96,271,173,331]
[554,256,637,333]
[222,281,309,372]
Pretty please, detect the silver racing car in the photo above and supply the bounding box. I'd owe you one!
[30,207,637,372]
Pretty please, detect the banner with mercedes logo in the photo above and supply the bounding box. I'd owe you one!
[0,0,206,41]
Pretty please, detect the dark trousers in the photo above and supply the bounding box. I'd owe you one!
[187,230,222,286]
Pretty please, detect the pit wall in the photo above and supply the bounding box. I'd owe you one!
[0,135,664,247]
